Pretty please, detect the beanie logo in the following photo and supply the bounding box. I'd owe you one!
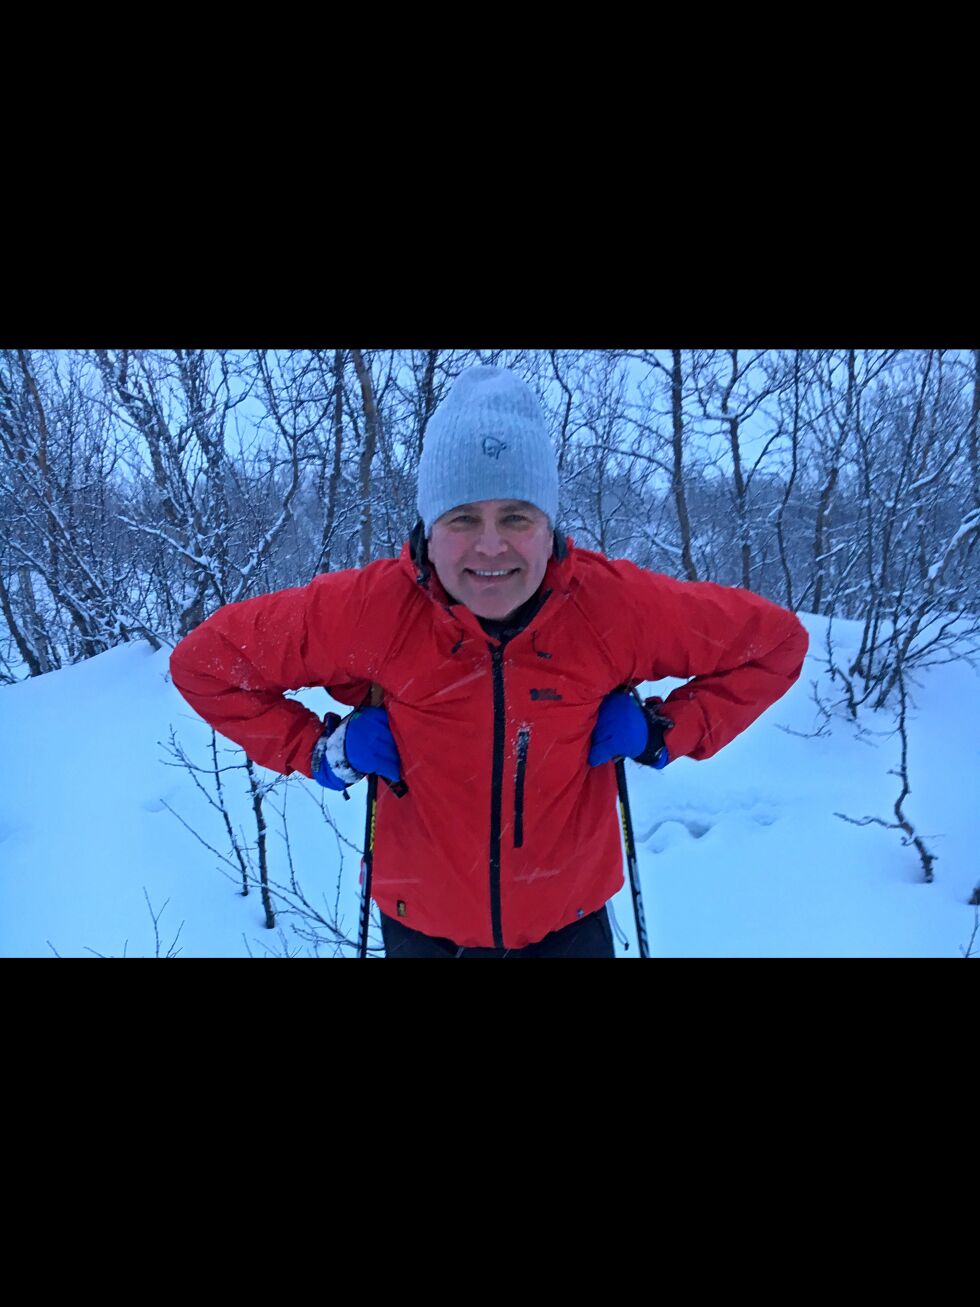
[482,436,507,459]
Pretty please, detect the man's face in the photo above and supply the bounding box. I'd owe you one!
[427,499,554,620]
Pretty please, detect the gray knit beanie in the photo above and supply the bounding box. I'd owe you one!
[417,366,559,536]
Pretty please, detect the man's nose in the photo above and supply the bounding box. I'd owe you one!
[474,523,508,555]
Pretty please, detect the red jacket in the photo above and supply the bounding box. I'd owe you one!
[169,540,808,948]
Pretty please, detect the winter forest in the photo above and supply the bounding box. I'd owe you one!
[2,348,978,957]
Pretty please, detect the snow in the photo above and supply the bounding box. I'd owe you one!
[1,613,978,958]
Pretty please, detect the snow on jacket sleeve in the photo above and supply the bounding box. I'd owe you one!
[613,560,809,762]
[168,567,378,779]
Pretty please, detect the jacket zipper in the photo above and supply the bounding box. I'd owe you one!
[514,726,530,849]
[489,644,506,948]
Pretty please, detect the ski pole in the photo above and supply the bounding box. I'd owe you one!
[357,683,387,959]
[614,682,653,958]
[358,772,378,959]
[356,683,407,958]
[615,757,649,958]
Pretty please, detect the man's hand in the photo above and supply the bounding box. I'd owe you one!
[312,706,403,789]
[345,707,402,781]
[588,690,670,769]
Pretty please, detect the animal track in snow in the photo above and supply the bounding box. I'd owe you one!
[637,799,780,852]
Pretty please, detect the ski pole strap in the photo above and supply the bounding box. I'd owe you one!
[626,686,672,769]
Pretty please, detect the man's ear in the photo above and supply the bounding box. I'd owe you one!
[552,527,567,561]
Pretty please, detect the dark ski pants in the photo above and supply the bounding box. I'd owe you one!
[379,904,615,958]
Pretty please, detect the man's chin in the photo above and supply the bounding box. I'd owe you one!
[466,597,517,618]
[461,581,526,621]
[470,602,519,620]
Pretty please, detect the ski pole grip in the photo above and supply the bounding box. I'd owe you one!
[367,682,409,797]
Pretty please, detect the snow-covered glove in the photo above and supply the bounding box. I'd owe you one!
[588,690,671,769]
[311,707,403,790]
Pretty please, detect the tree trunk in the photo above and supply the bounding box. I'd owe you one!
[351,350,379,567]
[317,349,346,573]
[670,350,698,581]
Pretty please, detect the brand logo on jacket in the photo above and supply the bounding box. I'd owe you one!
[530,688,562,700]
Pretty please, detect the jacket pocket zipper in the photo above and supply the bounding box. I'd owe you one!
[514,726,530,848]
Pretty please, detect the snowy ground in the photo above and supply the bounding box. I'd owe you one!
[1,611,977,958]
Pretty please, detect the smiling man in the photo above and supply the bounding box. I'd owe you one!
[427,499,552,620]
[170,365,809,959]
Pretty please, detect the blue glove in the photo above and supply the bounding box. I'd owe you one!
[588,691,670,769]
[312,707,402,790]
[345,707,402,781]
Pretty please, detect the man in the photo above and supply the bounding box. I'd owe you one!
[170,366,809,958]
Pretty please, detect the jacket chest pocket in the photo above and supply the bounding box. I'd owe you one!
[514,725,530,849]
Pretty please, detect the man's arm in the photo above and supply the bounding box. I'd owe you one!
[613,561,810,762]
[169,566,377,778]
